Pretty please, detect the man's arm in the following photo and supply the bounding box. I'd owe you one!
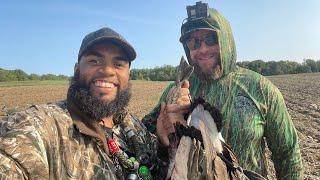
[0,110,50,179]
[263,82,303,179]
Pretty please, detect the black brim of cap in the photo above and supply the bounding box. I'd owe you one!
[179,27,216,43]
[78,36,136,61]
[180,18,216,43]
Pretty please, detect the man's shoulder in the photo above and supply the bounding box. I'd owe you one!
[0,101,72,135]
[233,67,276,87]
[24,101,71,124]
[232,67,283,101]
[234,67,264,80]
[27,101,68,114]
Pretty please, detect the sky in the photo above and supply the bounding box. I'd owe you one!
[0,0,319,76]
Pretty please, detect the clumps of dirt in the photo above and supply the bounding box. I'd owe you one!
[269,73,320,179]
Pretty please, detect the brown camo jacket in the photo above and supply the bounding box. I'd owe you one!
[0,101,156,180]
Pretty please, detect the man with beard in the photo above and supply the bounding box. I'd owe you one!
[0,27,158,179]
[142,1,303,179]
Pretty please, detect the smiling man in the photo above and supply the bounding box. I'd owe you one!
[187,29,221,80]
[0,27,158,179]
[143,1,303,179]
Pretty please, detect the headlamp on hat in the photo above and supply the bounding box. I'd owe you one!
[180,1,212,43]
[186,1,209,21]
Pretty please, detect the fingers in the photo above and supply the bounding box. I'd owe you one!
[166,104,190,113]
[176,97,191,107]
[180,88,190,96]
[160,103,176,127]
[157,103,175,146]
[169,84,189,96]
[163,119,175,133]
[166,82,191,106]
[178,87,191,107]
[160,134,170,147]
[181,80,190,89]
[160,120,175,146]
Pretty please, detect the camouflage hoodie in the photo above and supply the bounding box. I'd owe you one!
[143,8,303,179]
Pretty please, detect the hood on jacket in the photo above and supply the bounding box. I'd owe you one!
[180,8,237,79]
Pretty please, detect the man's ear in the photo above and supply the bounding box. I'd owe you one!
[74,63,79,73]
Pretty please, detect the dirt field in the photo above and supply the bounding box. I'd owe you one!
[0,73,319,179]
[268,73,320,180]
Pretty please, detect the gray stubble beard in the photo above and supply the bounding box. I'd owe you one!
[190,61,222,81]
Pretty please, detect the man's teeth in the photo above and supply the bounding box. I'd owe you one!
[201,56,213,60]
[94,81,115,88]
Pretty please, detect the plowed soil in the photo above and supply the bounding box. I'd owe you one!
[0,73,319,179]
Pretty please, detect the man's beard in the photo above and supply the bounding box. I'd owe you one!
[67,71,131,123]
[190,61,222,81]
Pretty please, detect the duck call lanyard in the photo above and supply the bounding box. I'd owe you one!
[105,123,153,180]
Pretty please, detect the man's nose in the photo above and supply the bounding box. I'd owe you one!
[198,41,210,52]
[99,64,116,76]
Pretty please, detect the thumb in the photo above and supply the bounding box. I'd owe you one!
[160,135,170,147]
[181,80,190,89]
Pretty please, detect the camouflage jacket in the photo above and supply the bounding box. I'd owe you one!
[0,101,157,180]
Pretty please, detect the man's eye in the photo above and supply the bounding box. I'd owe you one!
[88,59,99,64]
[114,62,124,67]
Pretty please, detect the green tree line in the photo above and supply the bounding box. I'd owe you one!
[131,65,177,81]
[1,59,319,82]
[131,59,320,81]
[0,68,69,82]
[237,59,320,76]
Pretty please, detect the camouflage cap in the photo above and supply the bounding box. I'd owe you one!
[78,27,136,61]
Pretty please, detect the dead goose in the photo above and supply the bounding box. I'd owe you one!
[163,57,265,180]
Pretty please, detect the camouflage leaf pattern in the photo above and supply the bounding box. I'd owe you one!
[142,8,303,180]
[0,101,157,180]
